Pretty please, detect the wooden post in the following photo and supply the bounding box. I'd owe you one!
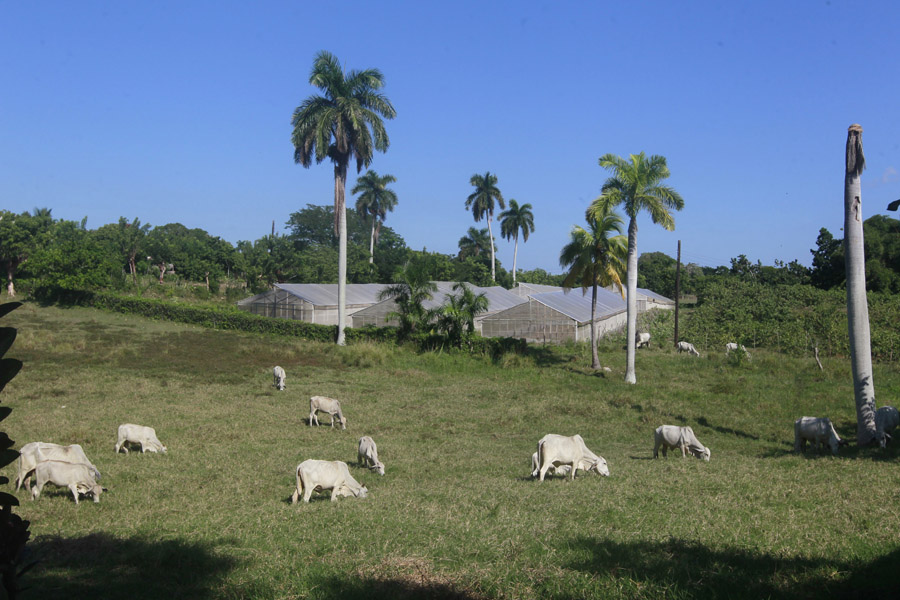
[674,240,681,347]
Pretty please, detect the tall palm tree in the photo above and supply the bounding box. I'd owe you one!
[291,50,396,345]
[465,172,505,282]
[457,227,492,260]
[844,124,877,445]
[591,152,684,384]
[352,170,397,264]
[560,201,627,370]
[499,199,535,286]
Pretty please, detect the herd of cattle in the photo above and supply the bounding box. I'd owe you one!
[15,341,899,505]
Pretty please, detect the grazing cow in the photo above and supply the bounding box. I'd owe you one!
[530,451,571,478]
[357,436,385,475]
[16,442,101,492]
[636,332,651,349]
[291,460,368,503]
[309,396,347,430]
[31,460,103,504]
[725,343,751,359]
[676,341,701,357]
[273,366,286,391]
[794,416,846,455]
[535,434,610,481]
[876,406,900,448]
[115,424,167,454]
[653,425,711,461]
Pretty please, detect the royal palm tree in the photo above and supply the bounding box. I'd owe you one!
[457,227,492,260]
[591,152,684,384]
[291,50,396,345]
[560,200,627,370]
[352,170,397,264]
[465,172,505,281]
[843,124,876,445]
[499,199,535,286]
[379,262,437,338]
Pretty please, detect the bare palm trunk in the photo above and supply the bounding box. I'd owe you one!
[624,217,638,384]
[487,215,496,282]
[6,262,16,298]
[335,163,348,346]
[844,123,876,445]
[369,221,376,264]
[129,254,138,286]
[590,280,600,370]
[512,235,519,286]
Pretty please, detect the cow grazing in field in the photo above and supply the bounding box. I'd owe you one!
[535,434,610,481]
[115,424,167,454]
[290,460,368,503]
[676,341,700,357]
[876,406,900,448]
[357,436,385,475]
[16,442,101,492]
[530,451,571,478]
[31,460,103,504]
[273,366,286,391]
[794,416,846,455]
[309,396,347,430]
[725,343,751,359]
[653,425,711,461]
[636,332,651,349]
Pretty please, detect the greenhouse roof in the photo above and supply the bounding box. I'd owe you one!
[529,288,626,324]
[273,283,389,306]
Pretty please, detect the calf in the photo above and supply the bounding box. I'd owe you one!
[31,460,103,504]
[535,434,609,481]
[676,341,700,357]
[16,442,100,492]
[357,436,385,475]
[653,425,711,461]
[115,424,167,454]
[309,396,347,430]
[530,451,571,478]
[291,460,367,503]
[273,366,286,391]
[636,332,651,349]
[725,342,751,360]
[794,416,846,455]
[876,406,900,448]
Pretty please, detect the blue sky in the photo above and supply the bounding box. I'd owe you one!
[3,0,899,273]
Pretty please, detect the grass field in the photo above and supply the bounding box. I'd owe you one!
[4,302,900,599]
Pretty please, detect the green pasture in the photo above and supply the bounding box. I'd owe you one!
[4,303,900,599]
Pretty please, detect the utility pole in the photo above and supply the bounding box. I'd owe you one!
[674,240,681,347]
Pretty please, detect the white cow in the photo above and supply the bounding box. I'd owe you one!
[16,442,101,492]
[290,460,368,503]
[357,436,385,475]
[676,341,700,357]
[794,416,845,455]
[535,434,610,481]
[273,366,286,391]
[653,425,711,461]
[725,343,751,359]
[309,396,347,430]
[115,424,167,454]
[876,406,900,448]
[636,332,651,349]
[530,451,571,478]
[31,460,103,504]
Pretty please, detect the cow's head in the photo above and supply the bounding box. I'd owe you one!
[356,485,368,499]
[339,416,347,430]
[590,457,610,477]
[695,447,711,462]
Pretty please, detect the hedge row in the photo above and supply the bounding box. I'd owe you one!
[32,286,525,357]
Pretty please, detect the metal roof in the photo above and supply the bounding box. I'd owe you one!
[636,287,674,304]
[512,282,564,296]
[353,282,527,316]
[529,288,626,324]
[271,283,389,306]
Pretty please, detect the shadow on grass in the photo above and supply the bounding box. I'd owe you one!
[525,346,572,368]
[28,532,239,600]
[696,416,760,441]
[568,536,900,599]
[309,568,485,600]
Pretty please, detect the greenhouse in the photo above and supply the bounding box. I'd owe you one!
[236,283,388,326]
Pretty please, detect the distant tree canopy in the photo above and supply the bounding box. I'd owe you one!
[809,215,900,292]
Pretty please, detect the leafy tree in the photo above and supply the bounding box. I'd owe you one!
[516,268,565,286]
[499,199,535,286]
[465,172,505,282]
[352,170,398,264]
[592,152,684,384]
[378,261,437,338]
[560,200,627,370]
[432,282,489,347]
[843,124,876,445]
[457,227,492,261]
[291,50,396,345]
[637,252,677,298]
[111,217,150,285]
[0,211,52,297]
[29,219,119,290]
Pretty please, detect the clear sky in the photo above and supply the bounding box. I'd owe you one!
[3,1,899,273]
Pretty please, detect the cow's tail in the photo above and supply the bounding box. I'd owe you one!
[292,465,304,504]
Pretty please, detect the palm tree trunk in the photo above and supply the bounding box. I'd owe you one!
[844,123,876,445]
[624,217,638,384]
[369,221,376,264]
[487,215,496,282]
[6,261,16,298]
[590,280,600,370]
[335,163,348,346]
[512,235,519,286]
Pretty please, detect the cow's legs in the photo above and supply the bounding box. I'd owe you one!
[68,483,80,505]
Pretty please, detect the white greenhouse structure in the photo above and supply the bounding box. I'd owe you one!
[236,283,388,326]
